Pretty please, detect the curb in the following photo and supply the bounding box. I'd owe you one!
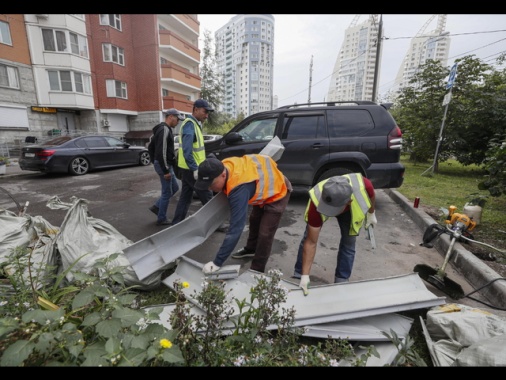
[385,188,506,309]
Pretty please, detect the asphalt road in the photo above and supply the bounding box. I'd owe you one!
[1,163,504,313]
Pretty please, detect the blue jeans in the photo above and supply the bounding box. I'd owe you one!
[171,168,213,225]
[294,210,357,282]
[154,160,179,223]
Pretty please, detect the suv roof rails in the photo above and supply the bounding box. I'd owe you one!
[277,101,377,109]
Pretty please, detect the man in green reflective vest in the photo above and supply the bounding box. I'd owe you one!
[171,99,214,225]
[293,174,377,295]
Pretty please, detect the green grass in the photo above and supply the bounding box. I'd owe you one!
[397,154,506,253]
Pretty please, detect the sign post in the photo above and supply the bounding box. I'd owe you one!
[422,63,458,176]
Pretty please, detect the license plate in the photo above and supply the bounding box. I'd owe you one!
[25,153,35,158]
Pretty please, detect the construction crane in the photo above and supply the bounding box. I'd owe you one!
[308,55,313,103]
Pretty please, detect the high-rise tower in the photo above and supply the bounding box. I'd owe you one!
[214,14,274,118]
[391,14,450,97]
[327,15,381,102]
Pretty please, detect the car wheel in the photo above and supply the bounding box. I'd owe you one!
[69,157,89,176]
[316,167,356,184]
[139,151,151,166]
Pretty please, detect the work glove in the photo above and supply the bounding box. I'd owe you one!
[365,211,377,229]
[299,275,310,296]
[193,170,199,181]
[202,261,220,274]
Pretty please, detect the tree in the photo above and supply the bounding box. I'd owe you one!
[199,29,223,129]
[392,56,497,172]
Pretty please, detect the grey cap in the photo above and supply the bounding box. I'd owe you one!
[163,108,185,121]
[315,176,353,217]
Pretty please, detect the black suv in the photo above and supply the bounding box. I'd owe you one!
[205,101,404,191]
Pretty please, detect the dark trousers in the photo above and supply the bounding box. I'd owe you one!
[247,177,292,273]
[172,168,213,225]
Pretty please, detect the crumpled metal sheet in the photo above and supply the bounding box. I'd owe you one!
[162,257,445,326]
[123,136,286,281]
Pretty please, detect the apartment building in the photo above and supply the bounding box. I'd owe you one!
[327,15,381,102]
[214,14,274,118]
[392,15,450,97]
[0,14,201,150]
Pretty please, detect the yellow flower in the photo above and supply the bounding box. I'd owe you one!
[160,339,173,349]
[182,281,190,289]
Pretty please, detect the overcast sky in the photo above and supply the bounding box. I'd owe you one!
[197,14,506,105]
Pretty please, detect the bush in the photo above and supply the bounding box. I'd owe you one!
[0,248,423,366]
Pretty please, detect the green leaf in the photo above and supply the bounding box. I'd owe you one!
[0,340,34,366]
[127,334,151,350]
[105,336,122,354]
[118,293,138,306]
[95,318,122,338]
[72,289,97,310]
[22,308,64,325]
[118,348,147,366]
[82,311,102,326]
[160,345,184,364]
[112,306,144,327]
[0,317,19,338]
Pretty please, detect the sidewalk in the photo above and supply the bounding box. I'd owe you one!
[0,159,27,178]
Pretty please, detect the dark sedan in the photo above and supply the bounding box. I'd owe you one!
[19,135,151,176]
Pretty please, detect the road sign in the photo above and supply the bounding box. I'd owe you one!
[446,63,458,90]
[443,92,452,106]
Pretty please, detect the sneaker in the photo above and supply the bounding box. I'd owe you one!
[149,205,159,216]
[156,219,171,226]
[231,247,255,259]
[292,272,302,280]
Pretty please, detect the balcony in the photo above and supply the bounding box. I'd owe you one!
[161,63,201,92]
[159,31,199,64]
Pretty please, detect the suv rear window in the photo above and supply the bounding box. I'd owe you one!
[327,109,374,137]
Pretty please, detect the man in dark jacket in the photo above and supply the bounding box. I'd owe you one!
[148,108,184,226]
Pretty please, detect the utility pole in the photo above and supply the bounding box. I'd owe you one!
[308,55,313,104]
[372,14,383,103]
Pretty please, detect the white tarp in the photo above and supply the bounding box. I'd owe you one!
[420,303,506,366]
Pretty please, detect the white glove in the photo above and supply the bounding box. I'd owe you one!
[299,275,310,296]
[365,211,377,229]
[202,261,220,274]
[193,170,199,180]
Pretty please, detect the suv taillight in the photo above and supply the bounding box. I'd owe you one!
[388,126,403,150]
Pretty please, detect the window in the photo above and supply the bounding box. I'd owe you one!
[327,109,374,137]
[48,70,92,94]
[102,43,124,65]
[42,28,88,58]
[100,14,121,30]
[282,115,325,140]
[236,117,277,142]
[42,29,67,52]
[106,79,127,99]
[70,32,88,58]
[162,88,169,97]
[0,64,20,89]
[0,20,12,45]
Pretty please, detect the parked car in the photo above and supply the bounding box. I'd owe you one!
[19,135,151,176]
[204,101,404,191]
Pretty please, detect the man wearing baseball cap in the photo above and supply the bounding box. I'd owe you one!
[195,154,293,275]
[147,108,184,226]
[293,173,377,295]
[171,99,214,226]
